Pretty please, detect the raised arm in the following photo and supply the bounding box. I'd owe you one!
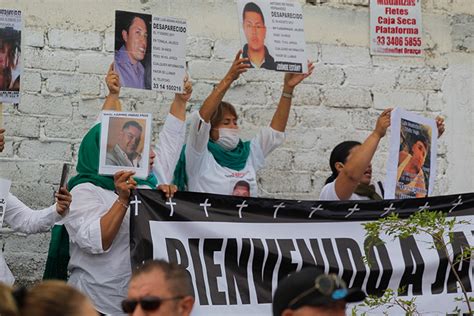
[199,50,250,122]
[270,62,314,132]
[102,63,122,111]
[169,76,192,121]
[334,108,392,200]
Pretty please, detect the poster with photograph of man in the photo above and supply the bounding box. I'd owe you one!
[99,111,152,179]
[237,0,307,73]
[0,9,22,104]
[115,11,152,90]
[384,108,438,199]
[115,10,187,93]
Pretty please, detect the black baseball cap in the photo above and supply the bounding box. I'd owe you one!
[272,268,366,316]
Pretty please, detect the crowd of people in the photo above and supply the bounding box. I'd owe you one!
[0,33,446,316]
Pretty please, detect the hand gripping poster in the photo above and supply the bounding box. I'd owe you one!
[114,10,187,93]
[384,108,438,199]
[236,0,308,73]
[0,9,22,104]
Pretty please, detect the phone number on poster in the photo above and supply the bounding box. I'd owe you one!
[153,83,181,91]
[376,36,421,47]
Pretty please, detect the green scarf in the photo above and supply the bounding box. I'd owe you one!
[173,140,251,191]
[354,183,383,200]
[43,123,157,280]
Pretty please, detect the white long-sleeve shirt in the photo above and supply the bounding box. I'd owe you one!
[65,113,185,315]
[0,193,61,285]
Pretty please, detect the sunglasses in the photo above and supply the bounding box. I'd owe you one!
[288,273,348,308]
[121,295,184,313]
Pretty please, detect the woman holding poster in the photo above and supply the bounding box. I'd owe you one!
[319,111,445,201]
[173,51,313,197]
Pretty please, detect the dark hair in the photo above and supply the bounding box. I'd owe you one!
[234,180,250,191]
[405,126,430,154]
[122,120,143,133]
[114,11,151,51]
[132,259,194,297]
[243,2,265,24]
[210,101,238,129]
[325,141,361,184]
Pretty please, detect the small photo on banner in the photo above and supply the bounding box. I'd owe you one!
[0,9,22,104]
[99,111,152,179]
[384,108,438,199]
[114,10,187,93]
[236,0,307,73]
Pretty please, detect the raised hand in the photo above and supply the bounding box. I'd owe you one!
[106,63,121,96]
[175,75,193,104]
[374,108,392,138]
[283,61,315,90]
[436,116,445,138]
[224,50,250,83]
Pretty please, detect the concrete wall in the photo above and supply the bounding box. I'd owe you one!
[0,0,472,285]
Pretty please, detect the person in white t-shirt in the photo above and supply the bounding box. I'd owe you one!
[319,109,392,201]
[173,50,314,197]
[0,129,71,285]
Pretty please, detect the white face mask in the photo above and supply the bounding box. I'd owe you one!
[216,128,240,151]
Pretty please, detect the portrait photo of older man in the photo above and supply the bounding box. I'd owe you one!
[106,119,144,168]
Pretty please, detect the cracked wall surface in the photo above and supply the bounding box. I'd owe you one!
[0,0,472,285]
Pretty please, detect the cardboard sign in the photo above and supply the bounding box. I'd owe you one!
[99,111,152,179]
[370,0,423,56]
[385,108,438,199]
[237,0,308,73]
[0,9,22,103]
[114,10,187,93]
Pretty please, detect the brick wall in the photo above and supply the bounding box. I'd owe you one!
[0,0,472,285]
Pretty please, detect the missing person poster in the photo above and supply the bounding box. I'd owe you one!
[114,10,187,93]
[0,177,11,227]
[99,111,152,179]
[237,0,308,73]
[0,9,22,104]
[384,108,437,199]
[370,0,423,57]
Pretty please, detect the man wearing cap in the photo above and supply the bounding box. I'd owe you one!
[273,268,366,316]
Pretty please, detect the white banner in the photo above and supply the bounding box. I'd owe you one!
[131,190,474,315]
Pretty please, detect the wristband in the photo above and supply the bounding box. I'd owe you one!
[116,199,129,209]
[282,91,293,99]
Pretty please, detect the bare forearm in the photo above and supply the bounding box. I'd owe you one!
[270,84,294,132]
[169,97,186,121]
[343,132,381,181]
[199,78,232,122]
[99,200,128,250]
[102,95,122,111]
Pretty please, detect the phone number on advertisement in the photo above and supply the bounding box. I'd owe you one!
[376,36,421,47]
